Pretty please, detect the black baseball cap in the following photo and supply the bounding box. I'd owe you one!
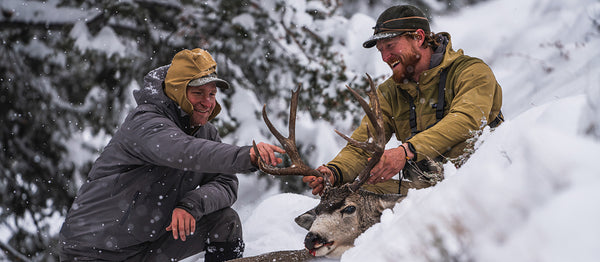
[363,5,430,48]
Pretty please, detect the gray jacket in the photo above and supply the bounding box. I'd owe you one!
[59,66,254,259]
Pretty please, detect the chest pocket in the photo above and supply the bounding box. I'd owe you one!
[398,56,502,139]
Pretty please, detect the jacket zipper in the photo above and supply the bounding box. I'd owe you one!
[119,191,141,225]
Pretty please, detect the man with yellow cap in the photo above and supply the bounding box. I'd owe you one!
[58,49,284,261]
[305,5,504,195]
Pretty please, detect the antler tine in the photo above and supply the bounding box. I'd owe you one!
[261,103,289,150]
[288,84,300,143]
[257,85,322,178]
[336,74,385,191]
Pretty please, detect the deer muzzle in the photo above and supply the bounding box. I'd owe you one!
[304,232,333,256]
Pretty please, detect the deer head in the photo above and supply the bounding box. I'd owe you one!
[252,74,406,258]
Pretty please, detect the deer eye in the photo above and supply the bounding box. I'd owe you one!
[341,205,356,215]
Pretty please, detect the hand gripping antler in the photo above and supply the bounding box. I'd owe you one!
[252,84,323,179]
[334,74,386,191]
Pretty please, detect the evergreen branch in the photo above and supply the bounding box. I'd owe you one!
[0,4,167,38]
[0,241,32,262]
[0,11,102,30]
[279,20,313,63]
[301,26,324,45]
[133,0,183,11]
[28,209,46,249]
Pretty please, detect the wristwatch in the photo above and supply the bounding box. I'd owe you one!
[407,142,417,159]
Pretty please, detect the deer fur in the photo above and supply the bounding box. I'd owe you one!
[296,185,405,257]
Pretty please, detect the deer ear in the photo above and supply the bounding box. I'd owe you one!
[295,208,316,230]
[378,194,406,210]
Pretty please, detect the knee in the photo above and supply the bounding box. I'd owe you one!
[202,207,242,241]
[220,207,240,220]
[207,207,241,226]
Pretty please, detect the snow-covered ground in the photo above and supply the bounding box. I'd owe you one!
[218,0,600,261]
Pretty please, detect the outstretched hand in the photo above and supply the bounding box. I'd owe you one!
[250,142,285,166]
[166,208,195,242]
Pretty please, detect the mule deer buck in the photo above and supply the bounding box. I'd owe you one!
[231,75,409,261]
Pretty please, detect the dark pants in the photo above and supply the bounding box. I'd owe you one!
[60,207,243,262]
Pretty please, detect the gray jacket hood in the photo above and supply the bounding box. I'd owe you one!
[134,65,189,130]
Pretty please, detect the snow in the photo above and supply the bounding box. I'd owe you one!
[240,193,319,254]
[232,13,256,31]
[216,0,600,261]
[0,0,98,24]
[4,0,599,260]
[4,0,125,57]
[71,22,127,57]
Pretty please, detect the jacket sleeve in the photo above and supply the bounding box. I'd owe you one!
[119,108,255,174]
[177,172,238,220]
[408,62,499,161]
[326,88,396,184]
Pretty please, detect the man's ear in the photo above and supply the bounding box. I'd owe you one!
[415,29,425,43]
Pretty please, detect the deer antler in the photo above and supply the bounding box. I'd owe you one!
[334,74,385,191]
[253,84,323,178]
[254,75,385,192]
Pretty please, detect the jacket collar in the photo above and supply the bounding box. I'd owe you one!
[418,32,464,86]
[429,33,448,69]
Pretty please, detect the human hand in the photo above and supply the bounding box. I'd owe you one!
[302,166,335,195]
[166,208,195,241]
[367,146,408,184]
[250,142,285,166]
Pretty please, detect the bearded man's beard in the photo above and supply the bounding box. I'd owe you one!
[391,47,421,83]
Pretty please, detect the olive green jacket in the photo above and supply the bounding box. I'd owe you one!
[328,33,503,191]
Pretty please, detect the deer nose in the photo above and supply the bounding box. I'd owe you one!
[304,232,325,250]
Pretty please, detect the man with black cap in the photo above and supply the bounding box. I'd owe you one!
[58,48,285,261]
[304,5,504,195]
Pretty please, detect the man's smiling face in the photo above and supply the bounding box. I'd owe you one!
[376,33,422,83]
[186,83,217,126]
